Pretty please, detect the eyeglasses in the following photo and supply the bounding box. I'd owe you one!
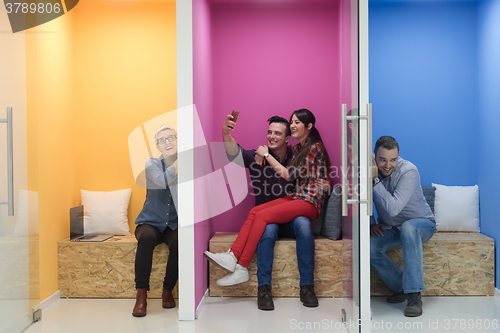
[157,135,177,145]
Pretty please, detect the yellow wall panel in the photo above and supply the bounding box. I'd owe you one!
[27,0,176,301]
[27,10,76,301]
[73,0,177,229]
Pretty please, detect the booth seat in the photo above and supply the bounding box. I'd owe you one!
[208,232,343,297]
[58,236,177,298]
[370,232,494,296]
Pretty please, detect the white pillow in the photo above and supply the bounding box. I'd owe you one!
[80,189,132,235]
[432,183,479,232]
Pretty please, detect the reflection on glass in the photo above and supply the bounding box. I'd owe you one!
[1,8,40,331]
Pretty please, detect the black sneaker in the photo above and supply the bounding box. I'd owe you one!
[300,285,319,308]
[404,292,422,317]
[387,292,407,303]
[257,285,274,311]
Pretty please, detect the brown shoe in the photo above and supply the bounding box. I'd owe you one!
[162,288,176,309]
[132,288,147,317]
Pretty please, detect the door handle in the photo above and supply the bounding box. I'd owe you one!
[341,104,348,216]
[355,104,373,216]
[342,104,373,217]
[341,104,358,217]
[0,107,14,216]
[366,103,373,216]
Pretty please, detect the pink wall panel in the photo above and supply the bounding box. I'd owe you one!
[193,0,352,309]
[340,0,355,108]
[210,2,342,231]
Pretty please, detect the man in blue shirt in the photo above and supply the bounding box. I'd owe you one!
[132,125,178,317]
[222,114,318,310]
[370,136,435,317]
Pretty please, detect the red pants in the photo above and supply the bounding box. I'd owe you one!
[230,196,318,268]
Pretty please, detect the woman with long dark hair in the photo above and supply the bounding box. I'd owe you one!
[204,109,330,300]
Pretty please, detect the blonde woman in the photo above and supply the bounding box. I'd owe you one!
[133,125,178,317]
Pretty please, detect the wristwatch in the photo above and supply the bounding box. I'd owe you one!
[263,152,269,158]
[373,177,380,186]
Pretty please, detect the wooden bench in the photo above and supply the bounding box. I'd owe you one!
[58,236,178,298]
[57,231,494,298]
[208,232,343,297]
[371,232,495,296]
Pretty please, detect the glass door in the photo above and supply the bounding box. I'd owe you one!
[339,0,360,329]
[0,10,39,333]
[341,104,360,331]
[341,0,371,332]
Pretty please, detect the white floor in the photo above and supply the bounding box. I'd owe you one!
[22,295,500,333]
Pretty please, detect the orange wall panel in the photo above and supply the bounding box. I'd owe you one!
[27,0,176,301]
[73,0,177,229]
[27,10,76,301]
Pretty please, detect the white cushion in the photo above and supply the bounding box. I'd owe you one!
[432,183,479,232]
[80,189,132,235]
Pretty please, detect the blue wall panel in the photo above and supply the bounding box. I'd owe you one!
[371,0,500,289]
[477,0,500,287]
[370,1,478,186]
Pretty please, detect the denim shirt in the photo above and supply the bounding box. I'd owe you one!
[373,156,434,229]
[135,157,178,232]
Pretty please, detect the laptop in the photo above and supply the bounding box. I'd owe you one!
[70,205,114,242]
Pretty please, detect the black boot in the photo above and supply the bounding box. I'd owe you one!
[300,285,319,307]
[404,292,422,317]
[257,285,274,311]
[387,291,407,303]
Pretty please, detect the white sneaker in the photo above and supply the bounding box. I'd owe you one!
[216,264,249,286]
[204,250,237,273]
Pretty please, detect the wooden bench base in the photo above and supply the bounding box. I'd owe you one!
[58,236,178,298]
[208,232,343,297]
[57,231,494,299]
[371,232,495,296]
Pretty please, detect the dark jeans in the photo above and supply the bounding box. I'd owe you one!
[134,224,178,291]
[257,216,315,288]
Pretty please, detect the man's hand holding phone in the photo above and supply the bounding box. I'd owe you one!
[223,110,239,135]
[228,110,239,129]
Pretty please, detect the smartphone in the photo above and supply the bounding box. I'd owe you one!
[228,110,239,129]
[231,110,240,122]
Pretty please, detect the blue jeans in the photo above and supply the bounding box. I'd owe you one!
[257,216,314,288]
[370,218,436,293]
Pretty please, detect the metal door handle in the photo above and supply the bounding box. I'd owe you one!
[342,104,373,217]
[356,104,373,216]
[341,104,348,216]
[341,104,358,217]
[0,107,14,216]
[366,103,373,216]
